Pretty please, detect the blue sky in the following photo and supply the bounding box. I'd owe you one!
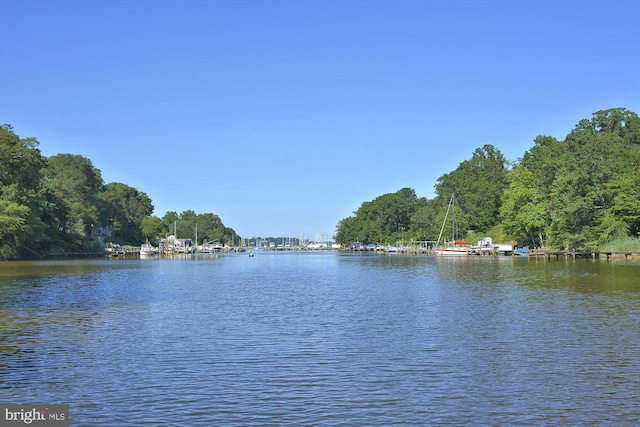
[2,0,639,240]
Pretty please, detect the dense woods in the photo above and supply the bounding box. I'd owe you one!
[0,124,237,260]
[335,108,640,250]
[2,107,638,259]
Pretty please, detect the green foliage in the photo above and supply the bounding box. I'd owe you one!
[162,211,180,228]
[435,145,509,233]
[0,124,45,192]
[0,200,29,246]
[336,108,640,250]
[3,107,639,258]
[546,109,637,249]
[465,224,509,246]
[0,124,239,259]
[500,108,640,249]
[335,146,509,246]
[599,236,640,252]
[45,153,104,237]
[102,182,154,244]
[163,210,238,245]
[0,125,55,259]
[409,198,437,240]
[194,212,228,244]
[609,145,640,236]
[171,209,197,239]
[141,216,168,241]
[499,139,559,247]
[334,188,424,245]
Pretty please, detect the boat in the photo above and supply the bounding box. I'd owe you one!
[140,241,157,256]
[104,242,125,257]
[435,192,470,256]
[436,242,472,256]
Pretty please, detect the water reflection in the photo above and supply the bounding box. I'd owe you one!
[1,253,639,425]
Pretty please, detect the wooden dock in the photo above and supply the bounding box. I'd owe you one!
[528,249,640,260]
[341,244,640,260]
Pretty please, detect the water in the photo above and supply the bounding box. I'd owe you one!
[1,252,639,426]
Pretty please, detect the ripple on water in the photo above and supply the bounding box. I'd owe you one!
[1,254,639,425]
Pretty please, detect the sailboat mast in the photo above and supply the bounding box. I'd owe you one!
[452,193,455,242]
[435,192,455,248]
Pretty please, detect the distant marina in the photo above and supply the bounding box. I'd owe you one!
[101,237,640,261]
[345,239,640,260]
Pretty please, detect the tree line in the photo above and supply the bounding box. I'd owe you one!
[3,107,638,259]
[0,124,237,260]
[334,108,640,251]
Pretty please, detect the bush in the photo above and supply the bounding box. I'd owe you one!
[599,236,640,252]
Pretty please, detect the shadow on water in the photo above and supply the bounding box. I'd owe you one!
[429,255,640,294]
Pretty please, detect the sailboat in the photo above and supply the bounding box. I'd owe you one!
[435,192,472,256]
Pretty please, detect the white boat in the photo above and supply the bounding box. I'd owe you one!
[104,243,125,257]
[436,246,470,256]
[140,241,157,256]
[435,192,471,256]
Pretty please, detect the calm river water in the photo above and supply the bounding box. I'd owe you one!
[1,252,639,426]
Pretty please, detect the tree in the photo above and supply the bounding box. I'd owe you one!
[141,216,168,241]
[0,200,30,259]
[547,108,640,249]
[434,144,509,233]
[334,188,421,245]
[102,182,153,244]
[500,166,549,247]
[498,109,640,249]
[1,124,167,257]
[44,154,104,238]
[568,108,640,145]
[159,210,238,245]
[162,211,179,234]
[334,216,359,245]
[174,210,197,240]
[0,125,45,193]
[409,198,438,241]
[499,135,562,247]
[0,125,56,259]
[194,212,225,244]
[609,145,640,236]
